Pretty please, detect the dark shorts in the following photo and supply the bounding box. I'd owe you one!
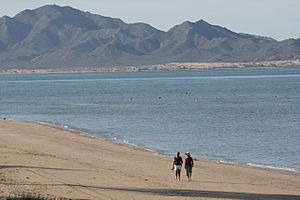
[185,165,192,174]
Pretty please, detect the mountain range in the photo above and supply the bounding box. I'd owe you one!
[0,5,300,70]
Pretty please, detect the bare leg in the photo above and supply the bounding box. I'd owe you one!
[186,169,189,180]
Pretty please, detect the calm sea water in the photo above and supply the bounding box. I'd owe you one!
[0,68,299,172]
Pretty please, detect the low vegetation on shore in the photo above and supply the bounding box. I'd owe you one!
[1,59,299,74]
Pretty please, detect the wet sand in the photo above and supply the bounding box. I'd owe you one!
[0,119,299,199]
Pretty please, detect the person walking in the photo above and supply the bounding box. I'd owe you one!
[172,152,183,181]
[184,152,194,181]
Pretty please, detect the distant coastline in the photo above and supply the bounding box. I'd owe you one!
[0,59,300,74]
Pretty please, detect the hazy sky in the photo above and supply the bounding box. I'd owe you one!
[0,0,299,41]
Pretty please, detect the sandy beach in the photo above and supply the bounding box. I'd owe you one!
[0,119,299,199]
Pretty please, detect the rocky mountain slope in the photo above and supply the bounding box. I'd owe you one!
[0,5,299,69]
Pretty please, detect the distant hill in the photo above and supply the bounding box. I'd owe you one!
[0,5,300,70]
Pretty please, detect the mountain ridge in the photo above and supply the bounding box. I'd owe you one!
[0,5,299,69]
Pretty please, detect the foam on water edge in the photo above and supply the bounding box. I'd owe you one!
[246,163,299,173]
[219,160,299,173]
[122,139,158,154]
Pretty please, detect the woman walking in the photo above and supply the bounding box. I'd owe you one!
[184,152,194,181]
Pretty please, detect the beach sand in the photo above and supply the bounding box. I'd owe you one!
[0,119,299,199]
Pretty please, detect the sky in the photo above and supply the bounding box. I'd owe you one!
[0,0,299,41]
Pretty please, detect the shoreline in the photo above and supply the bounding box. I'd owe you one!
[29,119,300,175]
[0,118,299,199]
[0,60,300,74]
[5,118,300,175]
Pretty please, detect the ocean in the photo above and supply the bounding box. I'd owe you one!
[0,67,299,172]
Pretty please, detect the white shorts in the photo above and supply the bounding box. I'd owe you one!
[174,165,182,170]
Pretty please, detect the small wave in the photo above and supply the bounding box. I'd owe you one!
[219,160,237,165]
[246,163,299,173]
[36,121,50,125]
[122,139,158,154]
[219,160,299,173]
[123,139,139,148]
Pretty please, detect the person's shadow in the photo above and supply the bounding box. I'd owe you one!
[76,186,300,200]
[0,165,298,199]
[1,182,298,200]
